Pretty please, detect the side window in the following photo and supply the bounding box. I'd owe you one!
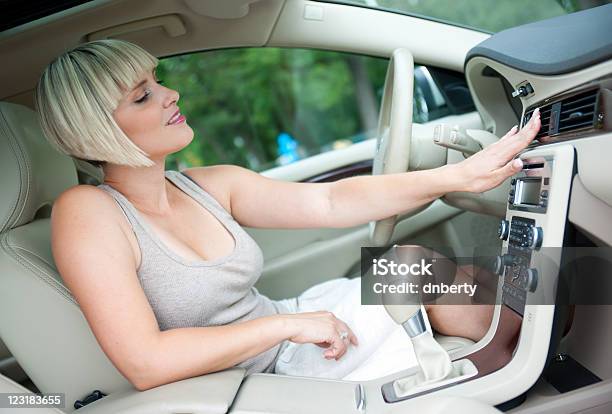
[157,48,474,172]
[414,66,476,123]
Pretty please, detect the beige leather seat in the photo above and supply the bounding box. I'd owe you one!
[0,373,64,414]
[0,102,132,410]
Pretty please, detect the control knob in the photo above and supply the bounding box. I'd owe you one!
[526,268,538,292]
[493,254,515,276]
[528,226,543,250]
[498,219,510,241]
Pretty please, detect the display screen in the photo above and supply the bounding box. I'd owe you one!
[516,178,542,205]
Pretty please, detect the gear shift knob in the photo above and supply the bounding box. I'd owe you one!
[381,245,430,337]
[385,305,427,338]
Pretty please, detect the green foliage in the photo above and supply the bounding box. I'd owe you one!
[158,48,387,171]
[344,0,573,33]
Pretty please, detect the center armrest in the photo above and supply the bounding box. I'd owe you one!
[78,368,245,414]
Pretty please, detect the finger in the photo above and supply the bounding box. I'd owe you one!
[494,157,523,182]
[336,322,357,346]
[335,341,349,360]
[341,325,359,346]
[323,343,335,358]
[500,109,541,158]
[324,333,343,359]
[350,332,359,346]
[499,124,519,142]
[518,107,541,144]
[325,345,345,360]
[334,334,346,357]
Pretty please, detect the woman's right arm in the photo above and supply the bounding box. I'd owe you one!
[51,186,356,391]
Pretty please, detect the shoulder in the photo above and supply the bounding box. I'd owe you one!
[51,185,136,254]
[181,165,256,215]
[53,184,122,220]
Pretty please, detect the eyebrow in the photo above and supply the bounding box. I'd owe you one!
[131,79,147,93]
[130,69,157,95]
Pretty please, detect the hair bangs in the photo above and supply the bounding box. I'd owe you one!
[75,40,159,110]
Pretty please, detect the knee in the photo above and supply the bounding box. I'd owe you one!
[425,304,494,342]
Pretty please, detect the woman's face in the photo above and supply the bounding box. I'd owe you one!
[113,68,194,163]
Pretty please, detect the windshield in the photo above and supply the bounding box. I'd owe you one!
[318,0,607,33]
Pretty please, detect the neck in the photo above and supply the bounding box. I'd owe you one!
[102,158,174,216]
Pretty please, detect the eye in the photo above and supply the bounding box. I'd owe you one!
[135,88,151,104]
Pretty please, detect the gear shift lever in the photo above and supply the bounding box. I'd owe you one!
[380,246,476,398]
[381,245,429,338]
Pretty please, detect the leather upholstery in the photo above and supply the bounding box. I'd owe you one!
[0,102,132,411]
[0,102,77,233]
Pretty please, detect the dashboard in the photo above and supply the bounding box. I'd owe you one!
[444,4,612,317]
[441,4,612,251]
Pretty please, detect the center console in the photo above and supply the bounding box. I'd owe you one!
[498,156,554,315]
[498,146,574,317]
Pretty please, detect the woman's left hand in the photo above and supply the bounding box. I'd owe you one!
[454,108,541,193]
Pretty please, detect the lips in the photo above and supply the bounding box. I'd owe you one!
[166,109,185,125]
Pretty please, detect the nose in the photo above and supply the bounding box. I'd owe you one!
[163,86,179,108]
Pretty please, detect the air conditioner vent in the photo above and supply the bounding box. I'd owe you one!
[523,87,600,141]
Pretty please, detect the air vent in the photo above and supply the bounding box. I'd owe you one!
[523,87,600,141]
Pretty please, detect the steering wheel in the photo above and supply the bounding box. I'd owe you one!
[369,48,415,247]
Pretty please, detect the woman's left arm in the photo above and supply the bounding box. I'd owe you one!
[187,109,541,229]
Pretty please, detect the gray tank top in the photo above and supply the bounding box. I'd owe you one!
[97,170,288,374]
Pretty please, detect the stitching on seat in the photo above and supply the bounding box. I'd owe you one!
[0,109,23,233]
[11,245,56,271]
[8,109,31,230]
[0,232,78,306]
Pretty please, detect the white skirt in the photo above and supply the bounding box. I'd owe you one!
[273,277,422,381]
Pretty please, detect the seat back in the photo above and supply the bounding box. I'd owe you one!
[0,102,131,411]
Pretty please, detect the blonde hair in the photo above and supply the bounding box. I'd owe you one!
[34,39,159,168]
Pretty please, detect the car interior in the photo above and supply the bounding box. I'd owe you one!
[0,0,611,413]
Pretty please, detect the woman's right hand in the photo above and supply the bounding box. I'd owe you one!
[453,107,542,194]
[281,311,359,360]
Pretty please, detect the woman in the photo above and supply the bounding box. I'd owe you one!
[35,39,541,391]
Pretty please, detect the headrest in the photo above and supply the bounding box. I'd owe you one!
[0,102,78,233]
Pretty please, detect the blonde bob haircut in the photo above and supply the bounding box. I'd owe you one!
[35,39,159,168]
